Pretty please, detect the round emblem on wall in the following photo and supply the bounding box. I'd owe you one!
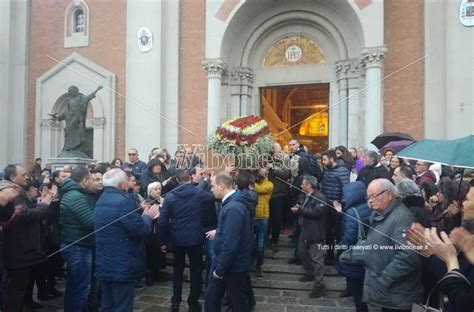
[285,45,303,62]
[137,27,153,52]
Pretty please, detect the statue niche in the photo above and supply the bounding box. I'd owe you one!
[50,85,102,158]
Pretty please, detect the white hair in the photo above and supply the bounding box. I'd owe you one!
[147,181,162,195]
[102,168,128,188]
[371,178,399,197]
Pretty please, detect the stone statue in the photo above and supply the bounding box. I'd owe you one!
[50,85,103,158]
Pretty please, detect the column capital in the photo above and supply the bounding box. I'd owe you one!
[202,58,228,78]
[360,46,387,69]
[231,67,254,85]
[335,58,361,80]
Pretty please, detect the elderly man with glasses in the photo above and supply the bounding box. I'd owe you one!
[362,179,423,312]
[123,148,147,181]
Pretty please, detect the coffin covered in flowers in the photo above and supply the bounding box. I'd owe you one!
[208,115,274,168]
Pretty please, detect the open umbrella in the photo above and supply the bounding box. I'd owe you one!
[397,135,474,200]
[397,135,474,169]
[381,139,415,153]
[371,132,416,149]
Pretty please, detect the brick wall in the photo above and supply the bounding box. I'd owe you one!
[383,0,424,139]
[27,0,127,163]
[179,0,208,146]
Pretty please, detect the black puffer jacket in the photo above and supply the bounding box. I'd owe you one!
[4,189,52,270]
[356,163,392,187]
[298,190,328,243]
[321,161,350,202]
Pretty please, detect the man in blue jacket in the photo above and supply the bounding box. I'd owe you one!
[321,150,350,265]
[94,168,159,312]
[157,169,214,312]
[205,173,252,312]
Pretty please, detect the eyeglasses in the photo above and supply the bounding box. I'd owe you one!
[366,190,387,201]
[128,153,137,156]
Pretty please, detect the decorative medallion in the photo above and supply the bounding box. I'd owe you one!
[460,0,474,27]
[285,45,303,62]
[262,36,325,68]
[137,27,153,52]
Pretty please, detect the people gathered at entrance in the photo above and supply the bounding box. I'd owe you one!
[0,141,473,312]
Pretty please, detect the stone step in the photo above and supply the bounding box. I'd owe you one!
[251,273,346,292]
[165,256,340,276]
[159,266,345,292]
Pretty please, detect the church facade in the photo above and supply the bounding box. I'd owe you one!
[1,0,473,167]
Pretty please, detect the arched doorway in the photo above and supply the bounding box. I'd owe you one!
[203,0,385,149]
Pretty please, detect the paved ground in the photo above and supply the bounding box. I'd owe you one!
[36,236,385,311]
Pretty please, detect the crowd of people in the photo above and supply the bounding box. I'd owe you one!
[0,141,473,312]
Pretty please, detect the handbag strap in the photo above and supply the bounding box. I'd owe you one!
[424,270,472,306]
[351,208,366,240]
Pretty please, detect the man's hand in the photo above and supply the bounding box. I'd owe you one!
[443,201,460,217]
[213,271,223,279]
[14,204,25,216]
[206,230,216,240]
[39,189,55,205]
[333,201,342,213]
[143,204,160,220]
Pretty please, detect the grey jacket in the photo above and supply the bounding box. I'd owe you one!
[362,198,423,310]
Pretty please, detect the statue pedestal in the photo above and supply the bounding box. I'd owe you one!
[48,157,96,171]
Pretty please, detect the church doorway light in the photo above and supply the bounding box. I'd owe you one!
[261,83,329,153]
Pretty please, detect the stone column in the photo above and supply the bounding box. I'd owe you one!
[203,59,228,135]
[360,47,387,148]
[335,61,349,146]
[336,59,362,147]
[230,67,254,116]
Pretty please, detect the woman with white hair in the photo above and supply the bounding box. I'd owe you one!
[144,181,165,286]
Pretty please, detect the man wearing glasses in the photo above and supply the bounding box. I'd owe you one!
[123,148,147,181]
[414,161,436,186]
[362,179,422,312]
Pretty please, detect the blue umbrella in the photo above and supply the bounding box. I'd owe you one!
[397,135,474,169]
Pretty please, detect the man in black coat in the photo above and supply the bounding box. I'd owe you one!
[2,165,56,311]
[158,169,214,312]
[205,173,252,312]
[356,150,392,187]
[294,175,328,298]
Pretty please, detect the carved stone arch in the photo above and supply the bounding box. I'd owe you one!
[35,52,116,162]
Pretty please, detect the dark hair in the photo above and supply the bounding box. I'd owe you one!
[399,166,413,179]
[322,150,337,161]
[110,158,123,168]
[52,170,61,180]
[70,166,90,183]
[420,182,439,199]
[176,169,191,183]
[190,165,203,177]
[91,165,107,175]
[35,158,42,162]
[235,172,251,190]
[3,164,18,182]
[383,148,395,156]
[335,145,353,166]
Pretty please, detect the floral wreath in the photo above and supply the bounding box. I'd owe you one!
[208,115,274,168]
